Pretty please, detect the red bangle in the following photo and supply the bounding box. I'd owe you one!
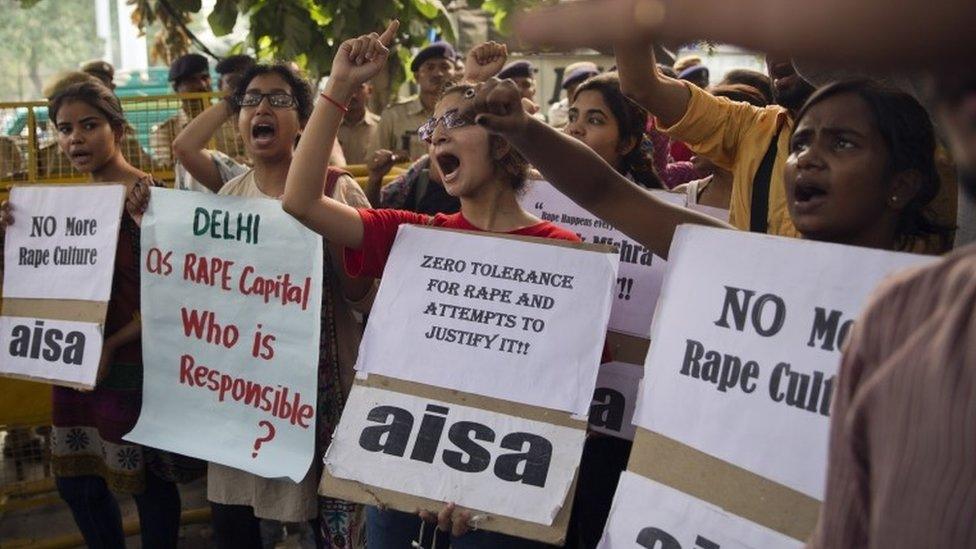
[320,92,349,114]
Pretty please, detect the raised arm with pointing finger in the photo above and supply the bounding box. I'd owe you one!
[464,77,728,259]
[282,20,399,249]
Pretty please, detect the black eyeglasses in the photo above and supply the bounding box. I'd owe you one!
[237,92,297,109]
[418,108,476,143]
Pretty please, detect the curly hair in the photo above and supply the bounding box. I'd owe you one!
[572,72,663,189]
[439,83,530,191]
[231,63,314,125]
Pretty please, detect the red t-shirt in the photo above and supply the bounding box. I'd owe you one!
[344,209,580,279]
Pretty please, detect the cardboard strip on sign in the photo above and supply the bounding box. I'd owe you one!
[423,224,616,255]
[2,298,108,324]
[628,428,820,542]
[605,331,650,365]
[320,374,585,544]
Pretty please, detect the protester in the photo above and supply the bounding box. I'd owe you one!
[720,68,774,105]
[81,60,116,90]
[282,22,580,548]
[2,80,195,548]
[150,53,213,168]
[364,42,508,213]
[170,94,249,192]
[672,83,770,216]
[564,72,662,189]
[129,62,376,549]
[549,62,600,128]
[466,75,950,256]
[337,82,381,164]
[370,41,457,159]
[39,71,151,178]
[808,71,976,548]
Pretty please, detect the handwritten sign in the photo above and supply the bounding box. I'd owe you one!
[125,188,322,481]
[520,181,690,339]
[0,185,124,388]
[356,225,618,415]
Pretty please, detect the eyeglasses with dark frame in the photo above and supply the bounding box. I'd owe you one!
[236,92,297,109]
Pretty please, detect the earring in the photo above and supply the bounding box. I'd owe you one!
[890,195,898,203]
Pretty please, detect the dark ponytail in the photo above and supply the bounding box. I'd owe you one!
[574,73,663,189]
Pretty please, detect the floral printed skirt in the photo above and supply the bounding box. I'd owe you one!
[51,362,146,494]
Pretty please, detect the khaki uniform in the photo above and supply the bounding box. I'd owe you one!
[337,110,380,165]
[150,110,244,169]
[370,96,431,160]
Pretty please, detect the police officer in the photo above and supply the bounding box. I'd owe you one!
[369,41,457,160]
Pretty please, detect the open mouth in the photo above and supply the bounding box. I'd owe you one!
[251,122,276,145]
[435,152,461,183]
[793,181,828,205]
[69,150,93,164]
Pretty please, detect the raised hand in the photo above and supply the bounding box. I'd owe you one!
[367,149,399,179]
[464,41,508,83]
[330,20,400,87]
[461,78,531,136]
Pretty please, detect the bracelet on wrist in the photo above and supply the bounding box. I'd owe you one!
[320,92,349,114]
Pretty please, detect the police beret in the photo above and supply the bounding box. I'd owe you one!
[410,42,457,73]
[562,65,600,90]
[498,60,536,80]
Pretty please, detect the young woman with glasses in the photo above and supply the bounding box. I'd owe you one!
[128,62,376,549]
[282,24,579,548]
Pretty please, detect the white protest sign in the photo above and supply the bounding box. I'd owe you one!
[520,182,682,339]
[637,225,932,499]
[125,188,322,481]
[588,361,643,440]
[2,185,124,301]
[598,472,801,549]
[356,225,617,416]
[325,384,585,525]
[0,316,103,387]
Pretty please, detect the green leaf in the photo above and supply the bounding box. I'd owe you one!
[410,0,440,19]
[208,0,239,36]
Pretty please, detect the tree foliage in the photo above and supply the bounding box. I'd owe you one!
[2,0,103,100]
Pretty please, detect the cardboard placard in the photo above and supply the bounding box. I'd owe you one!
[598,470,801,549]
[320,375,584,545]
[125,188,322,481]
[588,361,643,440]
[600,225,933,543]
[355,224,618,416]
[520,182,683,339]
[0,184,125,389]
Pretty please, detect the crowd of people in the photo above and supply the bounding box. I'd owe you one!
[1,0,975,547]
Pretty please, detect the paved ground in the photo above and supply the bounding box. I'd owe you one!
[0,453,307,548]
